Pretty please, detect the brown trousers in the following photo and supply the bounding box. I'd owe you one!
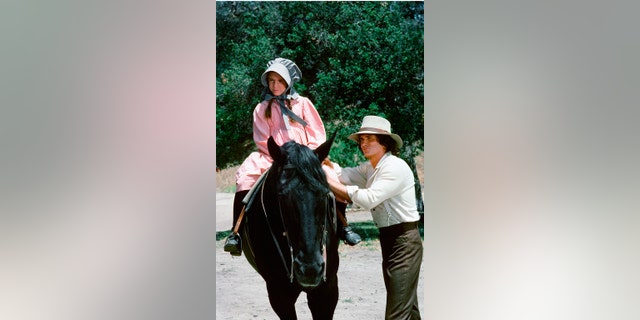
[379,222,423,320]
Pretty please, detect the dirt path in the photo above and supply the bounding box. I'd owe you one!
[215,231,425,319]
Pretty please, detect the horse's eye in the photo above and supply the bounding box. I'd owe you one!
[281,167,296,181]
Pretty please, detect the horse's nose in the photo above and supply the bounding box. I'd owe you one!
[293,252,325,288]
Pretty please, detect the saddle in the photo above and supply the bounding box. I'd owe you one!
[242,168,270,213]
[231,169,270,235]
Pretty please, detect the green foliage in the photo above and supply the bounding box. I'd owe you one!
[346,220,424,241]
[216,1,424,169]
[216,230,232,241]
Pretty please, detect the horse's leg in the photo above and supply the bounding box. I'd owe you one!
[266,281,300,320]
[306,276,339,320]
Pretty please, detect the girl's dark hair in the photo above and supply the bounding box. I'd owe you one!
[265,98,291,119]
[263,73,293,119]
[358,134,399,156]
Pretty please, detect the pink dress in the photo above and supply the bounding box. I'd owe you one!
[235,96,326,191]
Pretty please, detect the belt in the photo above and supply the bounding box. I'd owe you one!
[379,221,419,239]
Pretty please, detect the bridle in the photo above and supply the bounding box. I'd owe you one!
[260,167,336,284]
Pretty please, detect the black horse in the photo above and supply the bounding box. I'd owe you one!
[239,135,339,319]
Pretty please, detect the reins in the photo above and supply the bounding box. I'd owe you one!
[323,191,337,282]
[260,170,294,283]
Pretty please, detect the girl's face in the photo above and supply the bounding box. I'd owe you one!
[358,134,386,161]
[267,72,288,96]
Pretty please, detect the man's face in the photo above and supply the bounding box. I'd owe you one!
[358,134,386,160]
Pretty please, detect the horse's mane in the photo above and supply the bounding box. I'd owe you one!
[277,141,329,195]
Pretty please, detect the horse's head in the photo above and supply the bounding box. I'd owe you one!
[267,133,335,289]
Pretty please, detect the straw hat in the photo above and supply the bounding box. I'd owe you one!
[348,116,403,148]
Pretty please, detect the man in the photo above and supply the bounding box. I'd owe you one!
[325,115,422,319]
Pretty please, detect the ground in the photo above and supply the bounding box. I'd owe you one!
[215,219,425,319]
[215,199,425,319]
[215,155,425,319]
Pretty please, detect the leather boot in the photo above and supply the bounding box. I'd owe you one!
[223,190,249,256]
[342,226,362,245]
[223,233,242,256]
[336,202,361,245]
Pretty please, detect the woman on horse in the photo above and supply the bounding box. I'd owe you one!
[224,58,361,255]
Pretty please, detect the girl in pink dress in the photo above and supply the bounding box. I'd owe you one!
[224,58,361,255]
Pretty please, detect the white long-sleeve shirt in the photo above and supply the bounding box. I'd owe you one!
[339,152,420,228]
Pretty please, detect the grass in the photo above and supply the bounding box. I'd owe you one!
[221,185,236,193]
[349,220,424,241]
[216,230,232,241]
[215,219,424,242]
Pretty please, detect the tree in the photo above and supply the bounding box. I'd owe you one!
[216,1,424,212]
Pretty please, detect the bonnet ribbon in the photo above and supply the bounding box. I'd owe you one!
[264,93,307,128]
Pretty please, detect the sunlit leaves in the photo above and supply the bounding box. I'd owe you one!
[216,1,423,168]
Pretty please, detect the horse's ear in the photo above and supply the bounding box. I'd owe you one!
[314,130,337,161]
[268,136,283,163]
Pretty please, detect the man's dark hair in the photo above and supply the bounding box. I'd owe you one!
[377,135,399,155]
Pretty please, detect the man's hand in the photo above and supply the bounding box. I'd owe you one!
[322,157,333,168]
